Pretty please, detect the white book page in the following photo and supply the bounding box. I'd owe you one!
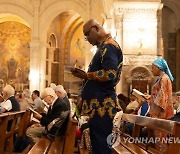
[28,107,39,114]
[30,113,40,123]
[132,89,145,96]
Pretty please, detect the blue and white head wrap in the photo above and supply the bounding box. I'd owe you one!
[153,58,174,81]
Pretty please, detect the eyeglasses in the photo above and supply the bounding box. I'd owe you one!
[84,25,96,37]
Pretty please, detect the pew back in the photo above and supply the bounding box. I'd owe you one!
[28,113,78,154]
[0,110,29,153]
[113,113,180,154]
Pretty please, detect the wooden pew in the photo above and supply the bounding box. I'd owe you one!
[27,135,52,154]
[28,113,78,154]
[0,113,9,154]
[15,110,31,138]
[113,113,180,154]
[14,110,32,153]
[0,110,29,154]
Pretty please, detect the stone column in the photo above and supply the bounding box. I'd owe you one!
[39,42,48,91]
[29,0,46,92]
[31,0,40,39]
[115,14,123,48]
[157,4,163,56]
[176,28,180,91]
[29,39,41,92]
[114,14,124,94]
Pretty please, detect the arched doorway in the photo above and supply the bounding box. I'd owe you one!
[46,10,87,93]
[126,66,154,94]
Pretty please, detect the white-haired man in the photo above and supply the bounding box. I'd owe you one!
[55,85,70,110]
[0,85,20,113]
[26,87,69,144]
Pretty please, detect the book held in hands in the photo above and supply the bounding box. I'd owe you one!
[131,89,146,101]
[28,107,40,123]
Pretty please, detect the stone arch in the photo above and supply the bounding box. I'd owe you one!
[163,0,180,29]
[39,1,86,42]
[48,33,57,48]
[58,12,83,84]
[59,13,83,65]
[125,65,154,84]
[0,3,33,28]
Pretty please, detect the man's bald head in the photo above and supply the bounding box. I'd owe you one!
[83,19,99,31]
[83,19,106,46]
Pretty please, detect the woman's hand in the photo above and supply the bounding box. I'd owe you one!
[144,94,151,100]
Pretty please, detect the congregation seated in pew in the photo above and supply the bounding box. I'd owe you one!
[26,87,70,145]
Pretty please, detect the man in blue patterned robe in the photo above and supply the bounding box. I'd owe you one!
[71,19,123,154]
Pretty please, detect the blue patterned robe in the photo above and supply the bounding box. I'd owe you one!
[81,35,123,119]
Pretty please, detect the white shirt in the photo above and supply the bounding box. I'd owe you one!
[1,100,12,111]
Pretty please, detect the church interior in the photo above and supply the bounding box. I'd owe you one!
[0,0,179,96]
[0,1,180,154]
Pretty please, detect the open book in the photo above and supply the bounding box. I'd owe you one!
[28,107,40,123]
[71,67,86,74]
[28,107,39,115]
[131,89,146,101]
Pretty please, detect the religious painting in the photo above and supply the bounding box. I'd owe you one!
[0,21,31,90]
[70,26,85,70]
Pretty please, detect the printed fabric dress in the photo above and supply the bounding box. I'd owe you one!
[149,72,174,153]
[149,72,174,120]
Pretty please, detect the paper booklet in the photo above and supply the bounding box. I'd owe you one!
[75,68,86,73]
[31,116,40,123]
[28,107,39,115]
[28,107,40,123]
[131,89,146,101]
[68,66,86,74]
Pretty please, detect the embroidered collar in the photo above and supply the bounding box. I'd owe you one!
[98,34,111,47]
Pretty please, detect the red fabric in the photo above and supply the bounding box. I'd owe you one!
[75,126,82,139]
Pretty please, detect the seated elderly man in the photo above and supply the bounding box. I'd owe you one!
[26,87,69,144]
[55,85,70,110]
[0,85,20,113]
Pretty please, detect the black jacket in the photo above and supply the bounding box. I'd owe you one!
[40,97,69,135]
[61,96,71,111]
[8,96,20,112]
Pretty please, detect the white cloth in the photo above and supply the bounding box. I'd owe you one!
[111,111,123,148]
[113,111,123,130]
[78,116,89,127]
[1,100,12,111]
